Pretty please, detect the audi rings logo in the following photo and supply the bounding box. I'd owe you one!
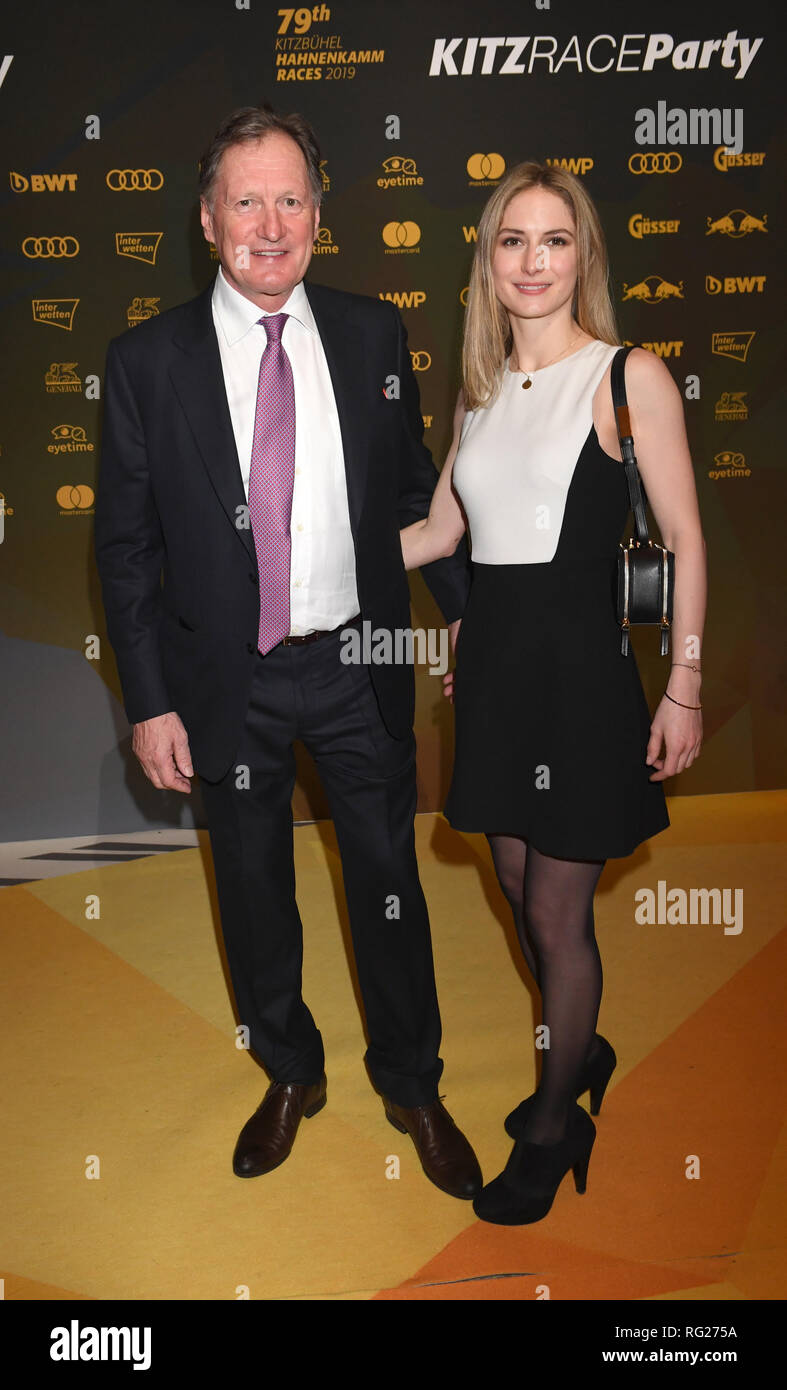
[466,153,506,181]
[22,236,79,258]
[382,221,421,248]
[106,169,164,191]
[56,483,94,510]
[628,152,683,175]
[409,351,431,371]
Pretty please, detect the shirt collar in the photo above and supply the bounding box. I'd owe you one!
[212,264,316,345]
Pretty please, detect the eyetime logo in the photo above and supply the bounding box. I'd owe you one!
[48,424,93,454]
[10,171,78,192]
[115,232,163,264]
[713,146,765,170]
[46,362,82,393]
[382,221,421,253]
[709,450,750,480]
[379,290,426,309]
[634,102,743,153]
[378,156,424,189]
[467,152,505,185]
[32,299,79,330]
[409,351,431,371]
[22,236,79,258]
[127,296,160,327]
[628,151,682,174]
[312,226,339,255]
[711,330,754,363]
[622,276,684,303]
[715,390,748,421]
[706,274,765,295]
[628,213,680,238]
[106,169,164,191]
[57,483,95,511]
[706,209,767,236]
[544,156,593,176]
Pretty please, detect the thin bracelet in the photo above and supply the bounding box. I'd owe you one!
[665,690,702,710]
[671,662,702,673]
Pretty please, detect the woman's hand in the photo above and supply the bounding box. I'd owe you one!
[400,390,467,571]
[646,696,703,781]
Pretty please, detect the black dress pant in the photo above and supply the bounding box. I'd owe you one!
[199,624,444,1107]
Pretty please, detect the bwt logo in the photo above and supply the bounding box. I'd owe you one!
[628,152,682,174]
[10,171,78,192]
[467,152,505,181]
[22,236,79,258]
[382,221,421,249]
[106,169,164,191]
[622,276,684,303]
[706,274,766,295]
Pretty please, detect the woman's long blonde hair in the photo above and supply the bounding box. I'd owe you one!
[462,162,619,410]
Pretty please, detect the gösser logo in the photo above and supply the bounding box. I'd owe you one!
[409,351,431,371]
[22,236,79,258]
[382,221,421,249]
[628,152,682,174]
[106,169,164,191]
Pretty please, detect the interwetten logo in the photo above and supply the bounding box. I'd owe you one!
[115,232,163,264]
[711,331,754,363]
[428,32,763,80]
[10,171,78,192]
[378,156,424,189]
[706,209,767,236]
[32,299,79,330]
[22,236,79,258]
[106,169,164,191]
[622,276,683,303]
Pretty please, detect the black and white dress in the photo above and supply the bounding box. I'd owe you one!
[443,340,670,860]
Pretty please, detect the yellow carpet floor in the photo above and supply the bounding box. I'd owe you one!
[1,791,785,1301]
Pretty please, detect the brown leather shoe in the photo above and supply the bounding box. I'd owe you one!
[232,1074,327,1178]
[384,1097,482,1199]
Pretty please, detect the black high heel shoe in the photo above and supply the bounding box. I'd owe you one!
[504,1033,617,1139]
[474,1103,596,1226]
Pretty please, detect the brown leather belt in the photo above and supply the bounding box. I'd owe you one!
[278,613,362,647]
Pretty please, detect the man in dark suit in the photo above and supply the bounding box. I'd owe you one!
[94,103,481,1200]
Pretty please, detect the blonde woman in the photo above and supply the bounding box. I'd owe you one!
[400,162,706,1225]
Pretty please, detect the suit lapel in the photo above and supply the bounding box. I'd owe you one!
[168,284,256,563]
[167,278,370,565]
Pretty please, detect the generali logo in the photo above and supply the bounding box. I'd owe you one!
[127,297,160,327]
[45,362,82,393]
[715,390,748,421]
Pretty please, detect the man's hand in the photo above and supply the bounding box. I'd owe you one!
[132,711,194,793]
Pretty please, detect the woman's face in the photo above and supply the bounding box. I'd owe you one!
[490,186,579,325]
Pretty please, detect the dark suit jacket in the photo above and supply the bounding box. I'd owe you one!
[94,276,471,782]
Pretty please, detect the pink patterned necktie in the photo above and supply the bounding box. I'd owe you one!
[248,313,296,654]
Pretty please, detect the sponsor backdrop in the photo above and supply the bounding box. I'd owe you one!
[1,0,783,838]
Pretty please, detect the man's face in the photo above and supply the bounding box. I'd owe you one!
[200,132,319,310]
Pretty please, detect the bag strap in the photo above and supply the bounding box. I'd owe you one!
[611,345,650,544]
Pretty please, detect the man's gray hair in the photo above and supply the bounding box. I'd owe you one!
[198,102,323,209]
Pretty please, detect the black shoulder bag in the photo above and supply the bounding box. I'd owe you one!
[611,345,675,656]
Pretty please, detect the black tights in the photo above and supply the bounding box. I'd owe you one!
[487,833,606,1145]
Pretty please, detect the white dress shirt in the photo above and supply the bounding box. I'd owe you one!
[211,264,359,635]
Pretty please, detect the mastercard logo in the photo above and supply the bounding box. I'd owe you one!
[382,221,421,248]
[57,483,94,509]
